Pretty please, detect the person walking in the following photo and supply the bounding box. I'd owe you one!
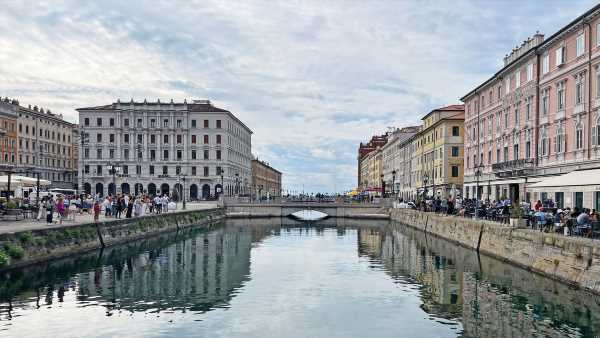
[126,198,133,218]
[37,197,45,222]
[55,196,66,225]
[93,200,101,222]
[45,198,54,225]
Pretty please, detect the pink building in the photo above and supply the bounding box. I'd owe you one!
[462,4,600,209]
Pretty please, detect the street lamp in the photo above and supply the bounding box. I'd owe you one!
[80,130,89,205]
[235,173,240,197]
[423,173,429,200]
[392,170,396,197]
[109,163,121,196]
[177,172,187,210]
[380,174,385,198]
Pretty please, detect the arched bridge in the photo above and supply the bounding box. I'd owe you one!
[225,203,389,219]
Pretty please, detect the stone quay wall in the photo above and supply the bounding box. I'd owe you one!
[226,203,388,219]
[0,208,225,271]
[390,209,600,294]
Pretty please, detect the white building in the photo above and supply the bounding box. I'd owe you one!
[381,126,420,199]
[77,99,252,200]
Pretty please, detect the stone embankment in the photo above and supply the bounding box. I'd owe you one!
[226,203,389,219]
[0,208,224,270]
[390,209,600,294]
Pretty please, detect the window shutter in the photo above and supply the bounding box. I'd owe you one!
[592,126,597,146]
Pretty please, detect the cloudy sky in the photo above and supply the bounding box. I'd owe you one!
[0,0,597,193]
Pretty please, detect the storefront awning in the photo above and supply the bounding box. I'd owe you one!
[528,168,600,191]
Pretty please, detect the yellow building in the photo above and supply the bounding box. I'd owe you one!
[419,105,464,198]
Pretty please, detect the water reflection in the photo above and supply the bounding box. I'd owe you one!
[1,220,599,337]
[360,224,600,338]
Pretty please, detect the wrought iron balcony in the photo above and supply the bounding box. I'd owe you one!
[491,158,534,178]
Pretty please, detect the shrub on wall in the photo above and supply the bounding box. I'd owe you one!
[0,250,9,267]
[5,243,24,259]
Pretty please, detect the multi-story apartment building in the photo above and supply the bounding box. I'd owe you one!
[251,158,282,198]
[77,99,252,200]
[357,133,388,188]
[16,103,78,189]
[359,147,383,195]
[381,126,421,198]
[420,105,465,198]
[0,98,18,168]
[463,4,600,209]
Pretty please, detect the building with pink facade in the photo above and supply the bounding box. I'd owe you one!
[462,4,600,209]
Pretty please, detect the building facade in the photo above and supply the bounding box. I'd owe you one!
[251,158,282,198]
[462,4,600,209]
[357,133,388,189]
[0,98,18,168]
[77,99,252,200]
[420,105,465,198]
[381,126,421,198]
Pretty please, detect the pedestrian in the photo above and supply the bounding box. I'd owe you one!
[126,198,133,218]
[93,200,101,222]
[133,198,142,217]
[45,197,54,225]
[37,197,45,221]
[55,195,66,225]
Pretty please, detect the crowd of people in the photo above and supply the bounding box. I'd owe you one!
[33,193,177,225]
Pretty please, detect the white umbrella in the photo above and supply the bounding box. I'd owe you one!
[0,175,51,188]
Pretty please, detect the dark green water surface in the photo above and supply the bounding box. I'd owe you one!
[0,218,599,337]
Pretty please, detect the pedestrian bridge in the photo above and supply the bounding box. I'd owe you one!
[225,203,389,220]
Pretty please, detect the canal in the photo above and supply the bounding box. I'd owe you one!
[1,218,599,337]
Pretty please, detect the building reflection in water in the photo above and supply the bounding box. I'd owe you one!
[0,224,274,319]
[357,225,600,338]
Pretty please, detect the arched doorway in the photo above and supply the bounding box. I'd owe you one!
[83,183,91,194]
[148,183,157,196]
[173,183,183,202]
[215,184,223,198]
[121,183,130,195]
[161,183,169,196]
[134,183,144,195]
[202,184,210,200]
[190,184,198,200]
[108,183,116,196]
[95,183,104,197]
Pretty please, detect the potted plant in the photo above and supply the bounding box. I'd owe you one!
[509,203,526,228]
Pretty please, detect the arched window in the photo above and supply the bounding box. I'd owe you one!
[593,116,600,146]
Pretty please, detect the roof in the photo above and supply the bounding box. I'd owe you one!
[421,104,464,121]
[461,3,600,101]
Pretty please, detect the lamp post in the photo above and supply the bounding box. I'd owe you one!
[392,170,396,197]
[423,173,429,201]
[80,130,89,205]
[109,163,121,196]
[235,173,240,197]
[474,166,482,219]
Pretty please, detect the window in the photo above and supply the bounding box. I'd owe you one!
[97,118,102,126]
[96,148,102,159]
[526,63,533,81]
[542,88,549,115]
[123,149,129,159]
[163,135,169,143]
[503,146,509,162]
[150,119,156,128]
[84,148,89,159]
[217,166,222,175]
[525,140,531,158]
[576,122,584,150]
[513,143,519,160]
[137,134,142,144]
[497,86,501,100]
[96,165,102,175]
[176,120,182,128]
[124,118,129,127]
[557,81,565,111]
[137,150,142,160]
[122,166,129,175]
[163,150,169,160]
[204,150,209,160]
[204,166,209,177]
[452,126,459,136]
[162,119,167,127]
[216,150,221,160]
[124,134,129,143]
[191,120,196,128]
[176,166,181,175]
[137,118,142,127]
[525,97,531,121]
[504,110,508,128]
[109,149,115,158]
[216,120,221,128]
[515,106,520,126]
[505,77,510,94]
[84,165,90,174]
[597,23,600,46]
[515,71,520,88]
[84,118,89,126]
[136,165,141,175]
[451,166,459,177]
[451,146,459,157]
[556,122,565,153]
[216,134,221,144]
[149,165,154,175]
[577,33,584,57]
[496,148,500,163]
[162,166,168,175]
[597,68,600,98]
[150,149,156,161]
[109,118,115,127]
[176,134,182,144]
[575,74,585,105]
[556,46,566,66]
[541,127,549,156]
[594,117,600,146]
[191,167,196,175]
[204,119,209,128]
[191,150,197,159]
[96,133,102,143]
[204,135,209,144]
[177,149,182,160]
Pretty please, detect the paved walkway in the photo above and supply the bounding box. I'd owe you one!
[0,202,220,235]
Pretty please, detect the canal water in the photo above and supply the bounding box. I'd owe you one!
[1,219,600,337]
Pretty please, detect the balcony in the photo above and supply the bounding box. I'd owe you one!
[555,109,565,121]
[574,103,586,116]
[491,158,534,178]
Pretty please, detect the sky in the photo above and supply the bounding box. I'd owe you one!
[0,0,597,193]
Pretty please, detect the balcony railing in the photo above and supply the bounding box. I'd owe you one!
[491,158,534,172]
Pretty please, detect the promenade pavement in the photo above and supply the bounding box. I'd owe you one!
[0,202,220,235]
